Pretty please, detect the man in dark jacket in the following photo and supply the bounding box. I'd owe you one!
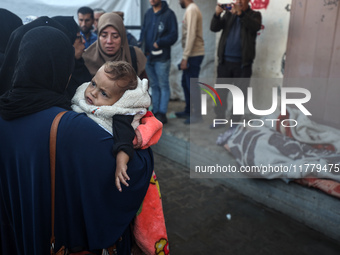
[210,0,261,128]
[139,0,178,124]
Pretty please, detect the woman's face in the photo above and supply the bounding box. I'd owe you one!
[99,26,122,56]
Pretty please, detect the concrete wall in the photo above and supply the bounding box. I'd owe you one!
[251,0,292,78]
[284,0,340,129]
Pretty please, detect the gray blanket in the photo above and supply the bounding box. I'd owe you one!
[225,125,340,181]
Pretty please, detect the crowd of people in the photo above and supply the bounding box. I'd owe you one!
[0,0,262,254]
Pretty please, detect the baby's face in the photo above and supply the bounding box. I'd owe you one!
[84,66,123,106]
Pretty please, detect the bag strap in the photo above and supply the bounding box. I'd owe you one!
[129,45,138,74]
[49,111,117,255]
[50,111,67,255]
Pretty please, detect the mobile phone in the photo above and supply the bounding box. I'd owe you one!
[220,3,232,10]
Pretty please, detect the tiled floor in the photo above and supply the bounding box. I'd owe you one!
[155,153,340,255]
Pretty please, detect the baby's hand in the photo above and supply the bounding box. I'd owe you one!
[115,162,130,192]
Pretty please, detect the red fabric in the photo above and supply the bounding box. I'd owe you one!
[143,111,154,118]
[294,178,340,199]
[132,171,169,255]
[133,112,163,149]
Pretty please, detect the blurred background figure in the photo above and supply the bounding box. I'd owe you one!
[176,0,205,125]
[77,6,97,49]
[139,0,178,124]
[93,8,106,34]
[0,8,23,68]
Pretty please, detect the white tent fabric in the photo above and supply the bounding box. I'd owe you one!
[0,0,141,29]
[0,0,142,43]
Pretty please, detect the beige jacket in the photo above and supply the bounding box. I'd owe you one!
[181,2,205,60]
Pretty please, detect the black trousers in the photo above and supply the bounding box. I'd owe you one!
[214,61,252,121]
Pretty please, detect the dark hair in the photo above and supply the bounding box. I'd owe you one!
[77,6,94,19]
[103,61,138,93]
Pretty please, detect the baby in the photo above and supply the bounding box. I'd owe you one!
[72,61,151,191]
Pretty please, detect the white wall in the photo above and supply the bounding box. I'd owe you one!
[251,0,292,78]
[250,0,292,111]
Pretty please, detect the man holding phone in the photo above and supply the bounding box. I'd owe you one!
[210,0,262,128]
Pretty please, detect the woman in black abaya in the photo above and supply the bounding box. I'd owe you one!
[0,26,153,254]
[52,16,92,98]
